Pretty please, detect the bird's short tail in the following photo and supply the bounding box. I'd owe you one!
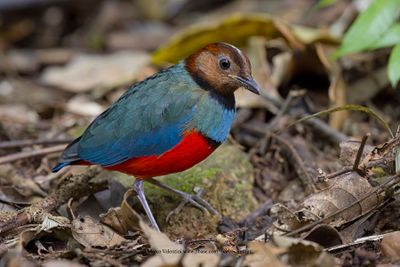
[52,137,82,172]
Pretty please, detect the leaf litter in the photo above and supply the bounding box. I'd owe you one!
[1,0,400,266]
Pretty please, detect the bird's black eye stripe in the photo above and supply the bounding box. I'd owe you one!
[219,57,231,70]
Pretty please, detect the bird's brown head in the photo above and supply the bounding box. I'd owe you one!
[185,42,260,96]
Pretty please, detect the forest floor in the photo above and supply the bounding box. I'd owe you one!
[0,0,400,266]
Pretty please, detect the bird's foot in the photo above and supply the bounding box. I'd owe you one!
[166,187,220,223]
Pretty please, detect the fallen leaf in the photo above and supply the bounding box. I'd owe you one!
[0,104,38,124]
[71,215,126,248]
[41,51,149,93]
[302,172,379,227]
[43,260,86,267]
[140,221,219,267]
[100,189,142,235]
[152,13,337,65]
[140,221,183,267]
[380,231,400,262]
[272,235,336,267]
[65,95,105,117]
[19,215,70,250]
[244,241,286,267]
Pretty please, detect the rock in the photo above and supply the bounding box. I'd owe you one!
[125,144,258,239]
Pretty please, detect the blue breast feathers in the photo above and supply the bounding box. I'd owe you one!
[193,94,236,143]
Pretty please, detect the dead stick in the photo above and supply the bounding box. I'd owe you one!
[326,233,385,252]
[353,133,370,171]
[0,138,72,149]
[0,145,65,165]
[0,167,105,235]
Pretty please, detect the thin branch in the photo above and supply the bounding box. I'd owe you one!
[326,233,385,252]
[353,133,370,171]
[0,167,105,235]
[0,138,72,149]
[0,145,65,165]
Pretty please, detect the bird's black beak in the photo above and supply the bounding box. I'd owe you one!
[234,76,261,95]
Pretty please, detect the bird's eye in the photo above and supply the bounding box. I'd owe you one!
[219,58,231,70]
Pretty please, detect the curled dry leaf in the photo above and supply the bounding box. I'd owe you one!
[19,215,70,249]
[272,170,382,243]
[380,231,400,262]
[303,224,343,248]
[302,172,379,227]
[71,215,126,248]
[100,189,142,235]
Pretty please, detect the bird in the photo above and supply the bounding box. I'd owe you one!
[52,42,260,231]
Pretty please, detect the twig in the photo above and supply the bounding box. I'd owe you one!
[325,167,353,180]
[326,233,385,252]
[268,134,318,193]
[0,138,72,149]
[0,145,65,165]
[268,90,306,129]
[0,167,105,235]
[302,117,348,144]
[353,133,370,171]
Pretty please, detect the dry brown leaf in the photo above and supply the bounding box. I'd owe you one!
[272,235,336,267]
[244,241,286,267]
[140,221,219,267]
[43,260,86,267]
[100,189,142,234]
[19,215,70,249]
[0,104,38,124]
[182,253,219,267]
[71,215,126,248]
[302,172,379,227]
[303,224,343,248]
[41,51,149,93]
[360,135,400,171]
[380,231,400,262]
[270,203,303,231]
[315,43,347,130]
[140,221,183,267]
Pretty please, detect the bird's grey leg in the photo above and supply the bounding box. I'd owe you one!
[146,178,220,220]
[132,179,160,231]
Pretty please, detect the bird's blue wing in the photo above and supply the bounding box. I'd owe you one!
[77,64,201,166]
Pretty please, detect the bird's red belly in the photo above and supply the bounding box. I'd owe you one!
[105,131,216,179]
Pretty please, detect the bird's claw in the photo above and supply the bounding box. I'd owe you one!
[166,188,220,223]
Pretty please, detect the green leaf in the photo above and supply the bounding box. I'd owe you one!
[388,44,400,87]
[336,0,400,57]
[369,23,400,49]
[317,0,337,8]
[286,104,394,137]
